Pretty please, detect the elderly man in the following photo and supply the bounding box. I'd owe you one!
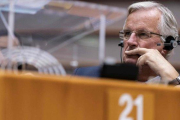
[74,1,180,85]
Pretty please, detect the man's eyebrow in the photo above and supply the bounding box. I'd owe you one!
[123,28,149,31]
[137,29,148,32]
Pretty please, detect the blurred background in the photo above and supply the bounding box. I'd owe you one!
[0,0,179,75]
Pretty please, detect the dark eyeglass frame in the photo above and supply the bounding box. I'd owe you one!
[119,30,163,40]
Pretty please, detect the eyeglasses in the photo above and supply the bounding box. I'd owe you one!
[119,30,162,40]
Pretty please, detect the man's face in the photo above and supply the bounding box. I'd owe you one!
[123,9,165,64]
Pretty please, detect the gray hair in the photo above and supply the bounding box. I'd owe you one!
[126,1,178,41]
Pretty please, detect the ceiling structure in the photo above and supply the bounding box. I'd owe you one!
[81,0,180,35]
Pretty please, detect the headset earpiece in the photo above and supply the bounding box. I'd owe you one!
[118,41,124,47]
[163,36,177,50]
[118,40,124,63]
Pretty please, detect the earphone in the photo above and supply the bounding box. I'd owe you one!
[118,41,124,63]
[159,36,180,50]
[118,41,124,47]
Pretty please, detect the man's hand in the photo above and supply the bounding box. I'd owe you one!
[125,48,179,81]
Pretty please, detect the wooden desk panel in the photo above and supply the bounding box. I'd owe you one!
[0,72,180,120]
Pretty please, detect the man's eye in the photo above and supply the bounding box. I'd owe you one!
[124,32,131,37]
[139,32,149,38]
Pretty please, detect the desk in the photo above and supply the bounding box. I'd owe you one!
[0,72,179,120]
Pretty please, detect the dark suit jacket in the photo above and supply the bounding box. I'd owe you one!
[74,66,101,77]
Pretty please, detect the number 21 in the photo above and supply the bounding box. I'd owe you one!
[118,93,143,120]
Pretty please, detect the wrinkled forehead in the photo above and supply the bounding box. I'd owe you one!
[124,8,162,32]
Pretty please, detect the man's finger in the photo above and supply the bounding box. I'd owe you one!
[125,48,149,55]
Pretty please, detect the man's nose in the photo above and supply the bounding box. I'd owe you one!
[127,33,138,46]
